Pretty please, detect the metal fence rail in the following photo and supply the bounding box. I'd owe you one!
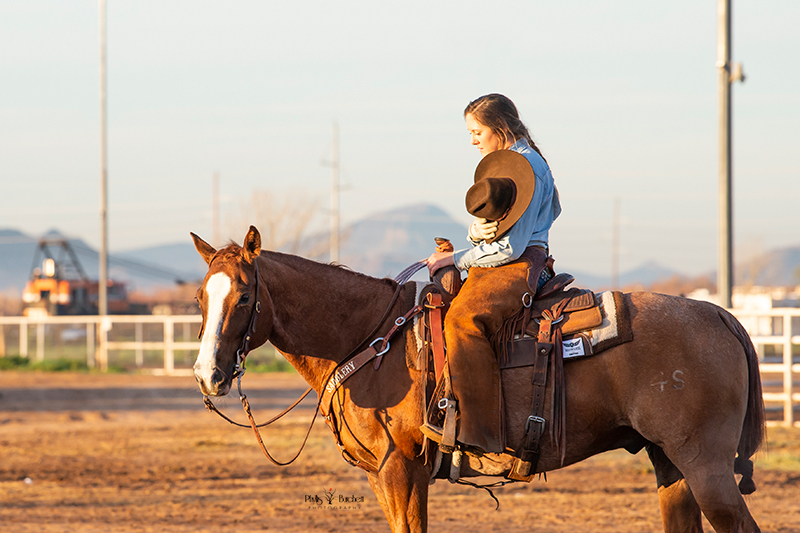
[0,314,202,375]
[1,307,798,426]
[731,308,800,427]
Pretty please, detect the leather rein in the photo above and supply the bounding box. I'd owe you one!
[202,256,418,468]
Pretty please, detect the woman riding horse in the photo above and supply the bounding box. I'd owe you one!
[422,93,562,454]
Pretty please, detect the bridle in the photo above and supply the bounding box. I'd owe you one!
[201,255,413,468]
[202,257,321,466]
[231,257,262,381]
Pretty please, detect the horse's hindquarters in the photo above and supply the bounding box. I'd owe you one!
[617,293,749,460]
[501,292,751,475]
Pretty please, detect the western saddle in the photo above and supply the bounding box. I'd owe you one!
[420,243,605,482]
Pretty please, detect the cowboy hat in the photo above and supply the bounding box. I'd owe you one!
[466,150,535,244]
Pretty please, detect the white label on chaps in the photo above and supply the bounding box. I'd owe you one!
[562,337,585,359]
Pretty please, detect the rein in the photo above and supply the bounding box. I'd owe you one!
[203,256,413,468]
[202,257,321,466]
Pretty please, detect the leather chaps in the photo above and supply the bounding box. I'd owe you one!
[444,246,548,453]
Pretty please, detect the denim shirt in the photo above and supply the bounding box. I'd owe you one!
[452,139,561,271]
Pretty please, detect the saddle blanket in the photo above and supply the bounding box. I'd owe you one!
[502,290,633,369]
[410,284,633,368]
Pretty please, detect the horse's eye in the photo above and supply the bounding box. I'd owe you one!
[238,294,250,305]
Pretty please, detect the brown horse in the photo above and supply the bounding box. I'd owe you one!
[191,227,765,533]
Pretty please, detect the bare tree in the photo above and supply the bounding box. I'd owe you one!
[226,188,328,258]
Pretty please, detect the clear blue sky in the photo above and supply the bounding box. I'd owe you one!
[1,1,798,278]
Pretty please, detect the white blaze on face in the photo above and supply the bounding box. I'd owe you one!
[194,272,232,383]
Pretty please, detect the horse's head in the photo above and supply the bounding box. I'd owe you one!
[191,226,266,397]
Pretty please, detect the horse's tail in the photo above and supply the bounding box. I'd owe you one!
[718,308,766,495]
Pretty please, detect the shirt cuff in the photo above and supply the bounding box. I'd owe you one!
[452,248,472,271]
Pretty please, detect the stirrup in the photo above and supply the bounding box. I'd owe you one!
[419,422,444,443]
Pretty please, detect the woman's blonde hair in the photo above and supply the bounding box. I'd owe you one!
[464,93,546,162]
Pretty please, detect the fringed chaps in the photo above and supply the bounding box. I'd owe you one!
[444,246,548,453]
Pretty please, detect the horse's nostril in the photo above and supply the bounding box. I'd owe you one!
[210,368,225,386]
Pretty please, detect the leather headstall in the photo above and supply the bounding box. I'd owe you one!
[233,257,262,378]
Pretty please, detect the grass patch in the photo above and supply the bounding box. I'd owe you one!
[245,358,295,373]
[0,355,92,372]
[0,355,30,370]
[755,426,800,472]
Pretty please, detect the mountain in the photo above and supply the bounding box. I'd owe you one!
[336,204,470,279]
[115,243,208,285]
[0,229,205,295]
[736,246,800,287]
[2,205,799,296]
[551,261,682,292]
[0,229,38,294]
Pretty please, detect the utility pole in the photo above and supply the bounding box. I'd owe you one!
[98,0,108,318]
[611,197,620,290]
[717,0,744,308]
[330,123,340,263]
[212,171,220,247]
[97,0,109,371]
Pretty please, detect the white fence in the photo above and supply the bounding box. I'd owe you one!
[0,314,202,375]
[1,308,798,426]
[731,308,800,428]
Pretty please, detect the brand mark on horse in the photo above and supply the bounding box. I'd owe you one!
[651,369,687,392]
[672,369,685,390]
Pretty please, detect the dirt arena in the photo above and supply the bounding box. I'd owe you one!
[1,371,798,533]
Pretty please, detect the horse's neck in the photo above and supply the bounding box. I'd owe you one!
[259,253,398,391]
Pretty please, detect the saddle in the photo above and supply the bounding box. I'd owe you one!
[418,264,620,482]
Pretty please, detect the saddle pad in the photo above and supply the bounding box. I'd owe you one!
[501,291,633,369]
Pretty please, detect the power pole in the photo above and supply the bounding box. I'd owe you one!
[330,123,340,263]
[212,171,220,247]
[611,197,620,290]
[98,0,108,318]
[717,0,744,308]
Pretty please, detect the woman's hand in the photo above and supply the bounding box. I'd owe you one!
[426,251,455,276]
[469,217,498,241]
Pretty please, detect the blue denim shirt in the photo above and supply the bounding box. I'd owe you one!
[453,139,561,270]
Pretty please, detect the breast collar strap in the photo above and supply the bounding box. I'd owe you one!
[204,267,417,471]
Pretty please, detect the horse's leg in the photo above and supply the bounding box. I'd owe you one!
[645,413,760,531]
[624,294,761,533]
[679,460,760,533]
[646,443,703,533]
[656,426,760,533]
[367,454,429,533]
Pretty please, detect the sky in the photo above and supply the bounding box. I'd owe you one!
[1,1,798,278]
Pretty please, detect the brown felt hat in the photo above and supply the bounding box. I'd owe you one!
[466,150,535,243]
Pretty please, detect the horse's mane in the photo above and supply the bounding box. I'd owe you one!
[264,250,399,290]
[212,242,398,291]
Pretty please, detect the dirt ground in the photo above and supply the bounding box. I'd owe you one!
[1,371,799,533]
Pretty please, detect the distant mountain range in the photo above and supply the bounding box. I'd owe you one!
[1,204,798,295]
[0,228,207,295]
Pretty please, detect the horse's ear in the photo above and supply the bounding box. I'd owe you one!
[191,232,217,265]
[243,225,262,263]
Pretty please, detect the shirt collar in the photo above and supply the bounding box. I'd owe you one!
[509,138,531,152]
